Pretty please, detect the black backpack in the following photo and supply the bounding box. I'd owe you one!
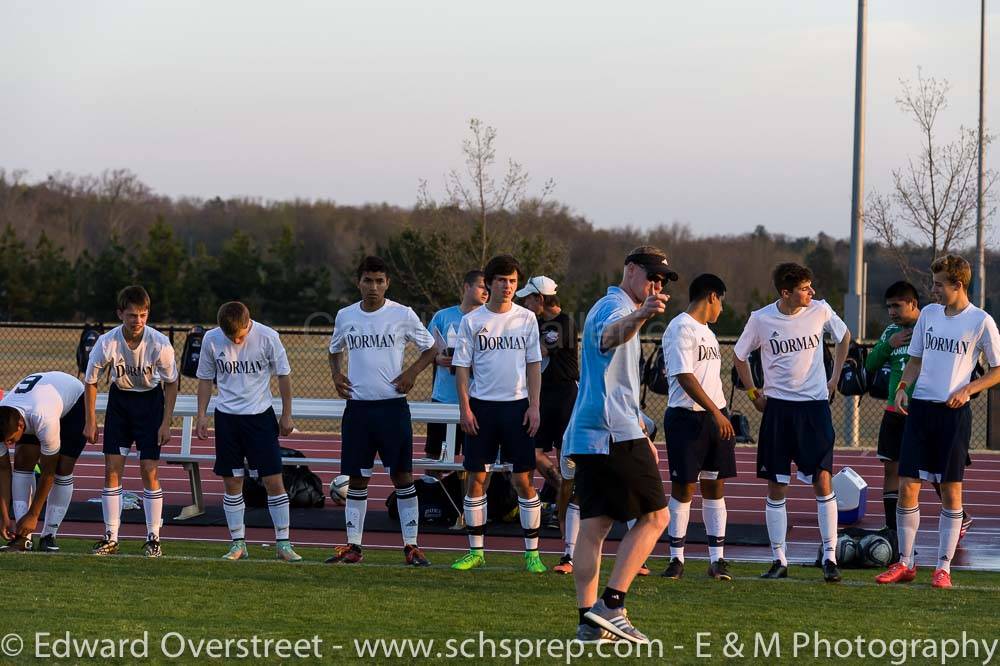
[386,472,464,526]
[242,447,325,508]
[641,344,669,395]
[731,348,765,391]
[76,324,103,375]
[868,361,892,400]
[180,325,206,378]
[838,343,868,396]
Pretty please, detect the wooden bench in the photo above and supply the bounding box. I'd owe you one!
[82,394,473,520]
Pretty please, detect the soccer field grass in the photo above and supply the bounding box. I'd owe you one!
[3,539,999,664]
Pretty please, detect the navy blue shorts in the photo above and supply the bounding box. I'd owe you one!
[664,407,737,484]
[212,408,282,479]
[877,409,906,462]
[342,398,413,477]
[102,384,165,461]
[17,394,87,459]
[899,399,972,484]
[535,386,577,452]
[757,398,835,484]
[463,398,536,473]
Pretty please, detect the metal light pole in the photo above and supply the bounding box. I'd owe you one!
[844,0,868,447]
[975,0,988,308]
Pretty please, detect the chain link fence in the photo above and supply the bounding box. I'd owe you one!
[0,323,992,449]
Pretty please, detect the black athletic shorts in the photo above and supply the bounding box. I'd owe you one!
[535,385,577,452]
[212,407,282,479]
[424,399,462,459]
[103,384,165,460]
[342,398,413,477]
[877,409,906,462]
[757,397,835,484]
[663,407,737,485]
[16,394,87,460]
[899,398,972,484]
[462,398,536,473]
[572,438,667,522]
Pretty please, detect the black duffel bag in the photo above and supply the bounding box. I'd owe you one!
[242,447,325,508]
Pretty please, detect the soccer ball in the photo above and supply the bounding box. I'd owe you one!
[859,534,893,568]
[835,534,860,566]
[329,475,350,505]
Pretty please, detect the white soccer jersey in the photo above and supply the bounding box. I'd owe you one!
[196,321,291,415]
[328,300,435,401]
[663,312,726,411]
[734,299,848,402]
[0,371,84,455]
[909,303,1000,402]
[452,304,542,401]
[84,325,179,391]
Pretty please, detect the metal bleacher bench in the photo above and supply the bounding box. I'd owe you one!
[81,394,464,520]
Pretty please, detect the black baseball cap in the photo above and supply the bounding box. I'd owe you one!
[625,252,679,282]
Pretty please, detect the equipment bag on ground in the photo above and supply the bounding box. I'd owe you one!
[242,447,325,508]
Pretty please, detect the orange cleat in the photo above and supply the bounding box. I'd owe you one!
[931,568,953,589]
[875,562,917,584]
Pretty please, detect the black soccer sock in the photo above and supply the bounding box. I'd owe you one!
[883,492,898,530]
[601,587,626,609]
[579,608,591,625]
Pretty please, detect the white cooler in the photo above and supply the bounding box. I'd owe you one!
[833,466,868,525]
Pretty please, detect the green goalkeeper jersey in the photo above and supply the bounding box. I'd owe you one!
[865,322,916,410]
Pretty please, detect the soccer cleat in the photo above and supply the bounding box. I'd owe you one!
[553,554,574,575]
[325,543,363,564]
[931,568,953,589]
[822,559,842,583]
[760,560,788,579]
[38,534,60,553]
[574,623,617,644]
[584,600,650,644]
[404,545,430,567]
[142,537,162,558]
[636,561,650,577]
[959,513,973,543]
[451,549,485,571]
[524,551,547,573]
[275,540,302,562]
[707,558,733,581]
[221,539,249,561]
[875,562,917,585]
[1,535,33,552]
[661,557,684,579]
[92,536,120,556]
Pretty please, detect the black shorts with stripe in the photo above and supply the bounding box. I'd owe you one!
[756,397,835,484]
[212,407,283,479]
[342,398,414,477]
[572,438,667,522]
[462,398,536,473]
[102,384,165,461]
[899,398,972,484]
[17,394,87,460]
[663,407,737,485]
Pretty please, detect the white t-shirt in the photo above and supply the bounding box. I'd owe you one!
[0,371,85,455]
[452,303,542,401]
[663,312,726,411]
[909,303,1000,402]
[196,321,291,415]
[734,299,849,402]
[328,300,435,401]
[84,325,179,391]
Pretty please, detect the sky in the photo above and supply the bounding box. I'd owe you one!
[2,1,997,238]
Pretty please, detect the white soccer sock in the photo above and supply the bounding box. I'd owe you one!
[564,502,580,558]
[102,485,123,541]
[267,492,291,541]
[817,492,839,564]
[702,498,728,563]
[463,495,487,550]
[142,487,164,539]
[41,475,74,538]
[896,504,920,568]
[765,497,788,566]
[223,492,246,541]
[12,470,35,522]
[937,507,963,573]
[345,488,368,546]
[518,494,542,552]
[668,496,691,562]
[396,484,419,546]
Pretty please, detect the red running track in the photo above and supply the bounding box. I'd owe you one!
[57,432,1000,571]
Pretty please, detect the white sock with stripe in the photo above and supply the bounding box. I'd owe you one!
[563,502,580,558]
[668,496,691,562]
[142,487,163,539]
[267,492,291,541]
[102,485,123,541]
[816,492,838,564]
[396,484,419,546]
[937,507,963,573]
[765,497,787,566]
[12,470,34,522]
[41,475,74,538]
[896,504,920,568]
[345,488,368,546]
[463,495,487,550]
[518,494,541,552]
[702,497,727,563]
[223,493,246,541]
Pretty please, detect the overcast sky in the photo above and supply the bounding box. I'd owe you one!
[2,1,996,237]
